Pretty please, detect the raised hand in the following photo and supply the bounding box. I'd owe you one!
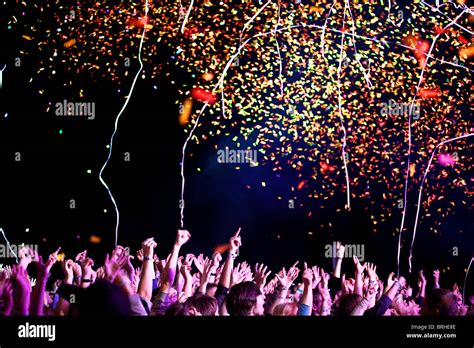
[18,246,36,269]
[336,241,345,259]
[288,261,301,285]
[240,262,254,282]
[353,256,364,275]
[142,238,157,259]
[254,263,271,290]
[104,252,128,282]
[200,258,214,285]
[320,268,329,289]
[74,250,87,263]
[193,254,205,274]
[341,274,349,294]
[230,263,246,287]
[80,257,94,278]
[384,272,395,293]
[61,259,74,284]
[312,266,322,289]
[180,260,192,279]
[302,263,313,285]
[418,270,426,288]
[71,261,82,286]
[175,229,191,247]
[365,262,378,282]
[211,252,222,269]
[229,228,242,253]
[111,246,126,261]
[35,249,59,281]
[96,266,105,280]
[364,279,378,301]
[1,265,12,280]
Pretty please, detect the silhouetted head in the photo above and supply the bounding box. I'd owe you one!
[226,281,265,316]
[334,293,362,316]
[421,288,459,316]
[185,294,218,316]
[80,280,130,316]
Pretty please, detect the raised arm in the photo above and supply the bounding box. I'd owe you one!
[30,249,59,315]
[160,229,191,293]
[298,264,313,316]
[269,264,299,315]
[11,265,31,315]
[137,237,157,301]
[353,256,364,296]
[332,242,345,279]
[254,263,271,293]
[219,228,241,289]
[318,268,331,316]
[55,259,74,316]
[180,254,195,299]
[417,270,427,300]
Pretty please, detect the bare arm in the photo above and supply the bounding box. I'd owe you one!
[137,238,157,301]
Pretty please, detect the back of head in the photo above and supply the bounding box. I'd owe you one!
[80,280,131,316]
[226,281,261,316]
[334,293,362,316]
[421,288,459,316]
[165,301,186,316]
[185,293,218,316]
[272,302,298,316]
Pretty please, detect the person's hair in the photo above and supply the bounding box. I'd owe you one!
[164,301,186,316]
[272,302,298,316]
[334,293,362,316]
[226,281,261,316]
[263,291,278,315]
[80,280,131,316]
[206,283,218,297]
[421,288,459,316]
[185,294,218,316]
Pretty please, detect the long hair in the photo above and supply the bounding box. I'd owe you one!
[226,281,261,316]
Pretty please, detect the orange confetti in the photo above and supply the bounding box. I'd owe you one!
[410,163,416,177]
[179,97,193,126]
[417,88,441,98]
[457,36,469,45]
[89,235,101,244]
[63,39,76,48]
[128,17,153,29]
[213,243,230,254]
[458,45,474,60]
[297,180,307,190]
[201,72,215,81]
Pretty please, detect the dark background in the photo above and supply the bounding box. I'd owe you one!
[0,0,472,292]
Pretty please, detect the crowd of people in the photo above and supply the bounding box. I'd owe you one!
[0,229,472,316]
